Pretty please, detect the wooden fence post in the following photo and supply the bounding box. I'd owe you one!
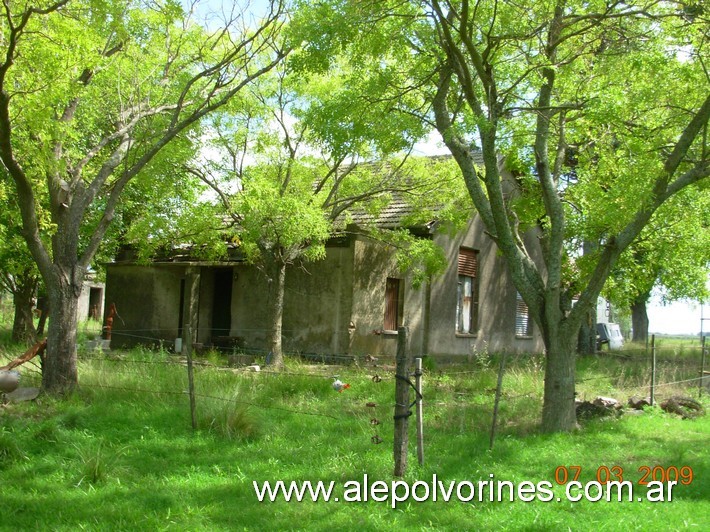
[186,330,197,431]
[393,326,410,477]
[489,352,507,451]
[650,334,656,406]
[415,357,424,466]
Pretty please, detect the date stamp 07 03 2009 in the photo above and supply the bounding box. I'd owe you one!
[554,465,694,486]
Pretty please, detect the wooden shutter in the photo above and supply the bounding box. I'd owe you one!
[458,248,478,277]
[384,278,400,331]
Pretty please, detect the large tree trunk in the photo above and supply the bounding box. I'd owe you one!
[577,306,597,355]
[41,270,80,393]
[542,330,578,432]
[11,270,38,345]
[265,259,287,369]
[631,294,650,344]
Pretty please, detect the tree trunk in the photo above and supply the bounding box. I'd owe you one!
[11,270,38,345]
[542,331,578,432]
[631,295,649,344]
[41,272,80,394]
[577,306,597,355]
[577,241,598,355]
[36,294,49,336]
[265,259,287,369]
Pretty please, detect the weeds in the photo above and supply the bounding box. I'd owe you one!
[32,419,61,443]
[74,439,126,486]
[470,340,491,369]
[199,390,260,441]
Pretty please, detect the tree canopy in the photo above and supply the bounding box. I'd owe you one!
[0,0,288,391]
[2,0,707,432]
[295,0,710,431]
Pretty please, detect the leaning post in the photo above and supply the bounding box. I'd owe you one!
[489,352,507,451]
[186,327,198,431]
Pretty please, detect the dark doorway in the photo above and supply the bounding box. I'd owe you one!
[88,287,103,321]
[212,269,233,337]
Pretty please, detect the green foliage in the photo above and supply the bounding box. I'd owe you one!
[74,439,126,486]
[1,0,288,389]
[602,188,710,309]
[312,0,710,431]
[236,160,332,265]
[0,168,41,294]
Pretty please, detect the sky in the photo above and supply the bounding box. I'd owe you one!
[647,295,708,336]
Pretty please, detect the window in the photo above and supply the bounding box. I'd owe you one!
[384,277,404,331]
[456,248,478,334]
[515,292,532,337]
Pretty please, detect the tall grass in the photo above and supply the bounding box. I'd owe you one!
[0,344,708,530]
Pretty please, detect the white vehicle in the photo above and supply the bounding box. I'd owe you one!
[596,323,624,351]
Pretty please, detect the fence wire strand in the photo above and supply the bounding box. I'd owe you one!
[4,339,707,432]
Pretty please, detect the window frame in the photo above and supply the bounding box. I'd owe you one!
[456,248,479,335]
[384,277,404,332]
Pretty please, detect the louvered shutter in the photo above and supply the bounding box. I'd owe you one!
[515,292,531,336]
[458,248,478,277]
[384,278,400,331]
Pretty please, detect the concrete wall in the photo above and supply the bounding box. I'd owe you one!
[344,219,545,359]
[104,264,187,349]
[77,279,105,322]
[425,217,545,357]
[231,241,355,356]
[348,234,427,358]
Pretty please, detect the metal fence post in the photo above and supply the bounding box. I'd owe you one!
[415,357,424,466]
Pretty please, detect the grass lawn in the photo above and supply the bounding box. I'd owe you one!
[0,343,708,531]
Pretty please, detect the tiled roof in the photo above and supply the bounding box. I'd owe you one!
[345,194,425,230]
[344,152,481,230]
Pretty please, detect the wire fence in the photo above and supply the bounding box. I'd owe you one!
[3,330,707,463]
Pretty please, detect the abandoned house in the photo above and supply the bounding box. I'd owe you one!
[104,188,546,360]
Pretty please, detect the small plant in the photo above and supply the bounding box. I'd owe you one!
[199,348,228,366]
[470,341,491,369]
[526,352,545,373]
[199,387,260,441]
[32,420,61,443]
[74,440,126,486]
[59,405,89,430]
[421,354,437,372]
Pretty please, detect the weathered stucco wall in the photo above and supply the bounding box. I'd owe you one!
[104,264,187,349]
[77,279,104,322]
[426,217,545,357]
[230,241,355,356]
[105,218,545,358]
[348,234,427,359]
